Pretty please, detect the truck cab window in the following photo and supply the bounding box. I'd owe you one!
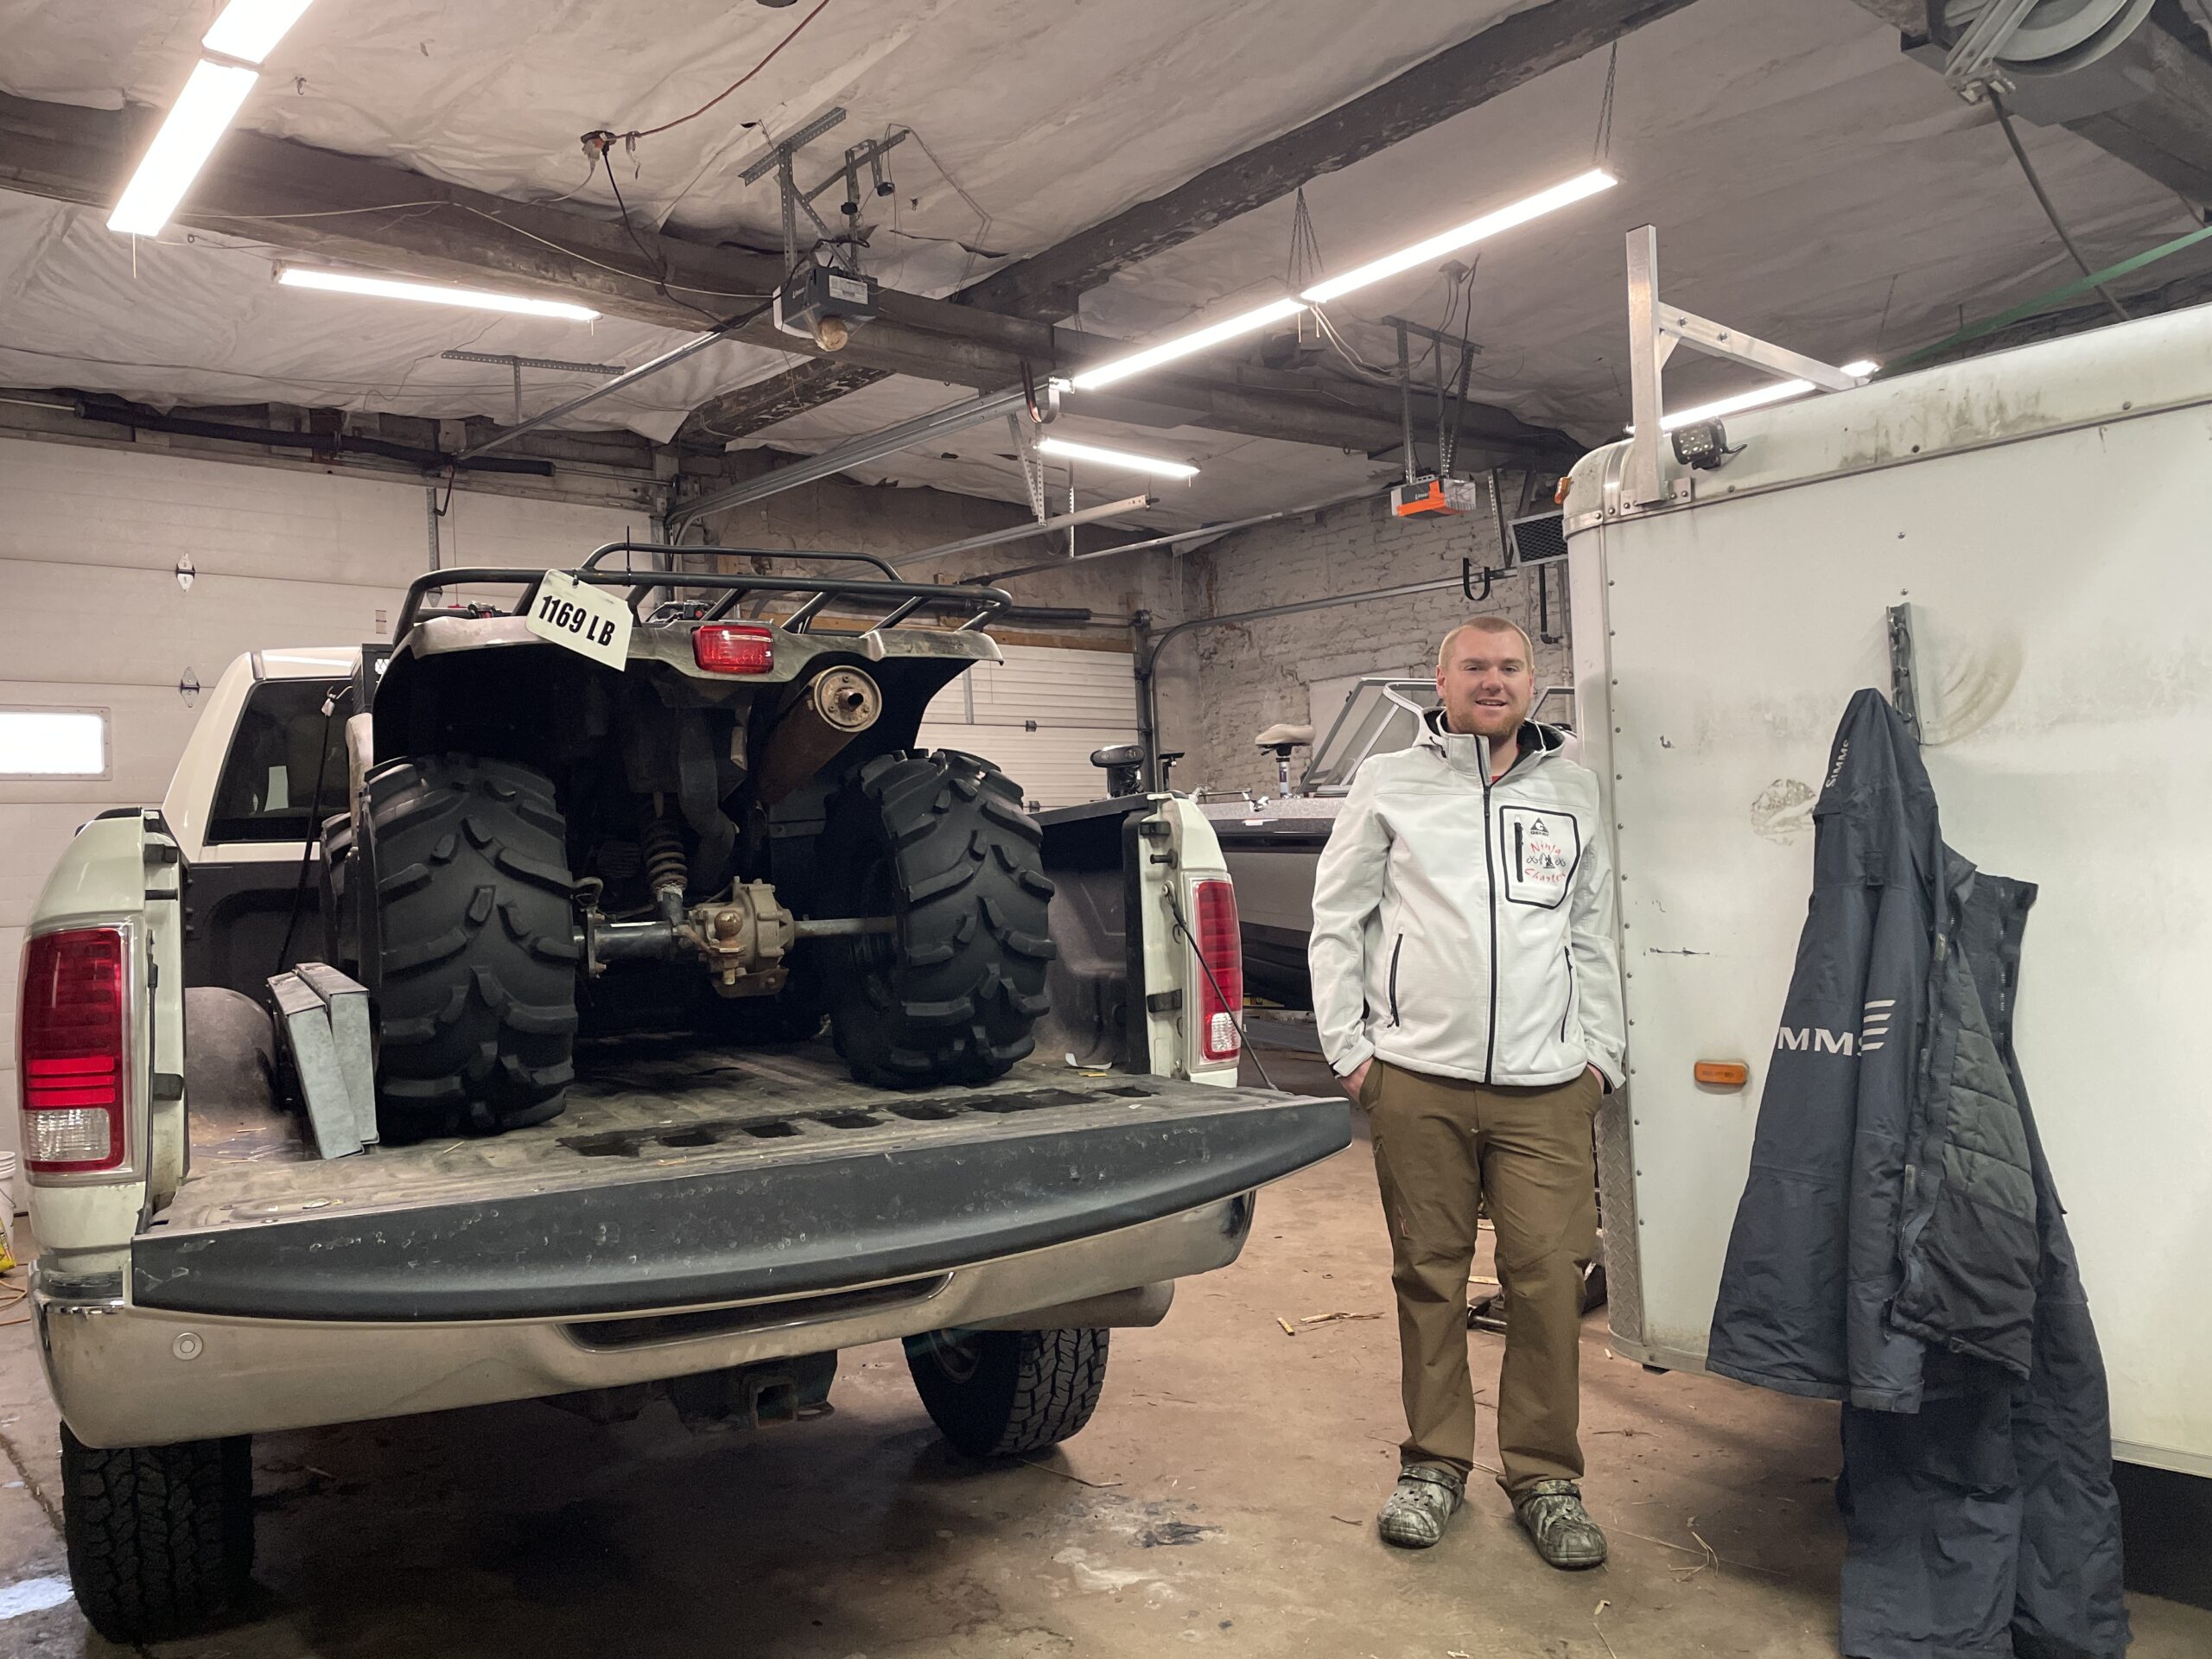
[207,682,347,843]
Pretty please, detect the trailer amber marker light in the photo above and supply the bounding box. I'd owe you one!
[1694,1061,1750,1088]
[277,267,601,321]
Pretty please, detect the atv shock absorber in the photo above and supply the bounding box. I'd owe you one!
[641,809,689,926]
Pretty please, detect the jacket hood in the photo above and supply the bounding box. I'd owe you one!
[1417,708,1569,762]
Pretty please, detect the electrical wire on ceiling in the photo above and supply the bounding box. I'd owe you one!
[887,124,1004,286]
[597,148,722,324]
[588,0,833,156]
[1987,89,2129,323]
[1592,39,1619,168]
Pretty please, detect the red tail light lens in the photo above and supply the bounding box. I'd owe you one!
[1190,879,1243,1063]
[20,927,129,1174]
[693,623,775,675]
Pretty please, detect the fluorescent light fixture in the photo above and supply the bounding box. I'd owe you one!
[278,267,601,321]
[1655,380,1815,430]
[1630,356,1882,433]
[203,0,316,63]
[1036,437,1198,479]
[1300,168,1618,305]
[105,60,258,236]
[1069,297,1305,391]
[1067,168,1615,392]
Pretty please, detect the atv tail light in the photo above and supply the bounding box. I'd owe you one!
[1189,878,1243,1064]
[694,623,775,675]
[19,927,130,1175]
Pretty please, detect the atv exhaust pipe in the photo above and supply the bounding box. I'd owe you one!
[756,666,882,804]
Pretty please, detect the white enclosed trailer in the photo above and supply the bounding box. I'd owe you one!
[1562,302,2212,1478]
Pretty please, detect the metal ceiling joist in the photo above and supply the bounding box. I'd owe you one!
[0,90,1573,466]
[681,0,1705,442]
[665,385,1035,535]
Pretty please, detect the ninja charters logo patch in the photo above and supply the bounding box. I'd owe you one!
[1499,805,1580,907]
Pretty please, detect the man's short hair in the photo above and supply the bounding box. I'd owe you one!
[1437,614,1535,673]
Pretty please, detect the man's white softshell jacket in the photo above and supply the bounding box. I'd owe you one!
[1308,713,1627,1090]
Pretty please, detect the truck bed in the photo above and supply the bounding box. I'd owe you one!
[142,1033,1348,1322]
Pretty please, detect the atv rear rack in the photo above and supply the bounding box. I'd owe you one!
[392,541,1014,644]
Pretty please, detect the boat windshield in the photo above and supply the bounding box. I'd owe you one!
[1302,679,1438,793]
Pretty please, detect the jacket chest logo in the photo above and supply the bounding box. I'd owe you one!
[1498,804,1580,908]
[1775,1000,1895,1057]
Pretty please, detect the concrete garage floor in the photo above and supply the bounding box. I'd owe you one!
[0,1052,2203,1656]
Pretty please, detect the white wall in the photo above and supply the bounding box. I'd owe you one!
[0,437,642,1160]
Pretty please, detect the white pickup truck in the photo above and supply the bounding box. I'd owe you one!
[20,639,1347,1643]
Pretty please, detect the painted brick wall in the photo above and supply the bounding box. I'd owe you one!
[1175,486,1573,796]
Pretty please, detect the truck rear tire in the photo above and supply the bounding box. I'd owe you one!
[362,754,580,1138]
[60,1426,253,1644]
[823,751,1055,1089]
[906,1328,1109,1458]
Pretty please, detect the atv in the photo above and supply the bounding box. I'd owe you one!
[321,542,1054,1139]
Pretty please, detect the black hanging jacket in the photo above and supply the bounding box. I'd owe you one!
[1707,691,2128,1659]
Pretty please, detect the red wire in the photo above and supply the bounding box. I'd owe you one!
[618,0,834,144]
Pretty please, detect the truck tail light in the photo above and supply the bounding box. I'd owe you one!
[693,623,775,675]
[19,927,129,1175]
[1189,878,1243,1064]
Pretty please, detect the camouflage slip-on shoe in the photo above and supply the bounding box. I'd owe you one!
[1512,1479,1607,1568]
[1377,1465,1464,1548]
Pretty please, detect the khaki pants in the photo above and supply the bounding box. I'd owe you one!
[1361,1059,1601,1496]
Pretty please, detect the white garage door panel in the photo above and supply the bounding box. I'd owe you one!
[2,438,423,588]
[0,683,199,808]
[0,561,393,686]
[0,923,22,1165]
[917,643,1135,810]
[914,723,1132,810]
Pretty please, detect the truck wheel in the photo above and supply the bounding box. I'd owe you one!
[823,751,1055,1088]
[362,754,580,1138]
[60,1426,253,1643]
[905,1328,1109,1458]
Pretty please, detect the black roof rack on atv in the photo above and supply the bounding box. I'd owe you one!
[391,540,1014,645]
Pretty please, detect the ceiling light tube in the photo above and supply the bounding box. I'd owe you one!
[1068,297,1306,391]
[277,266,601,321]
[1300,168,1618,305]
[1036,436,1198,479]
[202,0,317,64]
[1630,359,1881,433]
[105,60,258,237]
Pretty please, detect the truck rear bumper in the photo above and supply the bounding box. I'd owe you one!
[41,1194,1254,1447]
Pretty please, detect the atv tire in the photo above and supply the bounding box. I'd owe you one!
[60,1425,254,1644]
[906,1328,1109,1458]
[823,750,1055,1089]
[361,754,579,1139]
